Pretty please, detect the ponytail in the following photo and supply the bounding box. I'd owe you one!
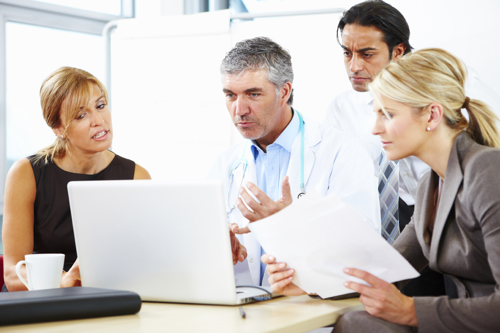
[33,136,67,165]
[464,98,500,148]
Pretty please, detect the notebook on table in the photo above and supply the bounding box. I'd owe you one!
[0,287,141,326]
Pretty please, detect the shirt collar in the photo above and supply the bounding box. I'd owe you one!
[250,109,300,160]
[358,90,374,106]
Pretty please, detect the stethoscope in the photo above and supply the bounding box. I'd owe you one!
[227,111,306,214]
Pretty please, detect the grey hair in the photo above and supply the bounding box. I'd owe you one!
[220,36,294,105]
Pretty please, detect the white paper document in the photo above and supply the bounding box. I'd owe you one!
[248,192,420,298]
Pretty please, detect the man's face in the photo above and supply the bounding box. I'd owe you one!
[341,24,393,92]
[223,69,284,144]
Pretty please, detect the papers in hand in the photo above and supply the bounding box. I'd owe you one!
[248,191,420,299]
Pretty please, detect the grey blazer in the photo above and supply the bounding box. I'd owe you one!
[394,131,500,333]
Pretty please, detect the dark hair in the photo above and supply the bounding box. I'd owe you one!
[337,0,413,59]
[221,36,294,105]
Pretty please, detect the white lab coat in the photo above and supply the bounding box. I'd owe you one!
[208,116,380,286]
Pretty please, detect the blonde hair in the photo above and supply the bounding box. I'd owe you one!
[370,48,500,148]
[35,67,109,163]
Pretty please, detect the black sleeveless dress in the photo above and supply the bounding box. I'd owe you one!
[1,153,135,292]
[31,153,135,271]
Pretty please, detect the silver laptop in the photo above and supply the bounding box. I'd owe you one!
[68,179,275,305]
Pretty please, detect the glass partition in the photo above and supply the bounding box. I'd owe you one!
[33,0,122,15]
[6,22,104,171]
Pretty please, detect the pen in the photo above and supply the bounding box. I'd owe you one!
[239,306,246,319]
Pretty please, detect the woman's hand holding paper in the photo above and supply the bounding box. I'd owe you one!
[232,176,293,234]
[343,267,418,327]
[262,254,306,296]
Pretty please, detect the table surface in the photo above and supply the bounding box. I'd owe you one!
[0,295,363,333]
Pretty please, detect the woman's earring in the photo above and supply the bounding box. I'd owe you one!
[426,127,431,131]
[60,135,64,139]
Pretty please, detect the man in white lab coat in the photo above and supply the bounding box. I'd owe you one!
[208,37,379,286]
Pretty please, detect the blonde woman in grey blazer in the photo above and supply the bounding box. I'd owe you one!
[262,48,500,332]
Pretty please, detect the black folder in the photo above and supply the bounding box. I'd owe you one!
[0,287,142,326]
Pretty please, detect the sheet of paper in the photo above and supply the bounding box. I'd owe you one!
[248,192,420,298]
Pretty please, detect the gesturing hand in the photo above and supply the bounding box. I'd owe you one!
[61,259,82,288]
[261,254,306,296]
[231,176,293,234]
[343,268,418,327]
[229,227,247,265]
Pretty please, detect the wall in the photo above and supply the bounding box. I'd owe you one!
[111,1,500,181]
[388,0,499,96]
[111,11,232,181]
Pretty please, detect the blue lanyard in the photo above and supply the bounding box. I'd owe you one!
[227,111,306,208]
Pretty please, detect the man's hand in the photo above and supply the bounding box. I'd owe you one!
[262,254,306,296]
[229,228,247,265]
[232,176,293,234]
[61,259,82,288]
[343,268,418,327]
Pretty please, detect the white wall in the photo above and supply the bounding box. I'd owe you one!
[388,0,499,96]
[111,1,500,181]
[111,11,232,181]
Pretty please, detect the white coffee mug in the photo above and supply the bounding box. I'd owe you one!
[15,254,65,291]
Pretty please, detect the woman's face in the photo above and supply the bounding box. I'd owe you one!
[371,94,428,161]
[58,85,113,155]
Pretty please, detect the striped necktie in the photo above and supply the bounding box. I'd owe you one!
[378,150,400,244]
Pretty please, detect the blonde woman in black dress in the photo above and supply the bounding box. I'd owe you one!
[2,67,151,291]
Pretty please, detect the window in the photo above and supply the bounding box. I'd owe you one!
[232,0,340,13]
[33,0,123,16]
[0,0,133,254]
[6,22,104,171]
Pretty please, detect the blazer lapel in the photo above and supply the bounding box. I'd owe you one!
[417,171,440,258]
[429,139,464,265]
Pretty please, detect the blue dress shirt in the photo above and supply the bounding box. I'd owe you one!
[250,110,300,285]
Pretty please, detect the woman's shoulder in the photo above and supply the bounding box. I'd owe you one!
[25,154,53,170]
[9,155,53,178]
[110,153,150,180]
[102,151,142,180]
[9,157,36,176]
[109,152,135,167]
[460,143,500,196]
[462,143,500,173]
[133,163,151,180]
[5,157,37,191]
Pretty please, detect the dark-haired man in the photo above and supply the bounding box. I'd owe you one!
[323,0,451,298]
[209,36,379,286]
